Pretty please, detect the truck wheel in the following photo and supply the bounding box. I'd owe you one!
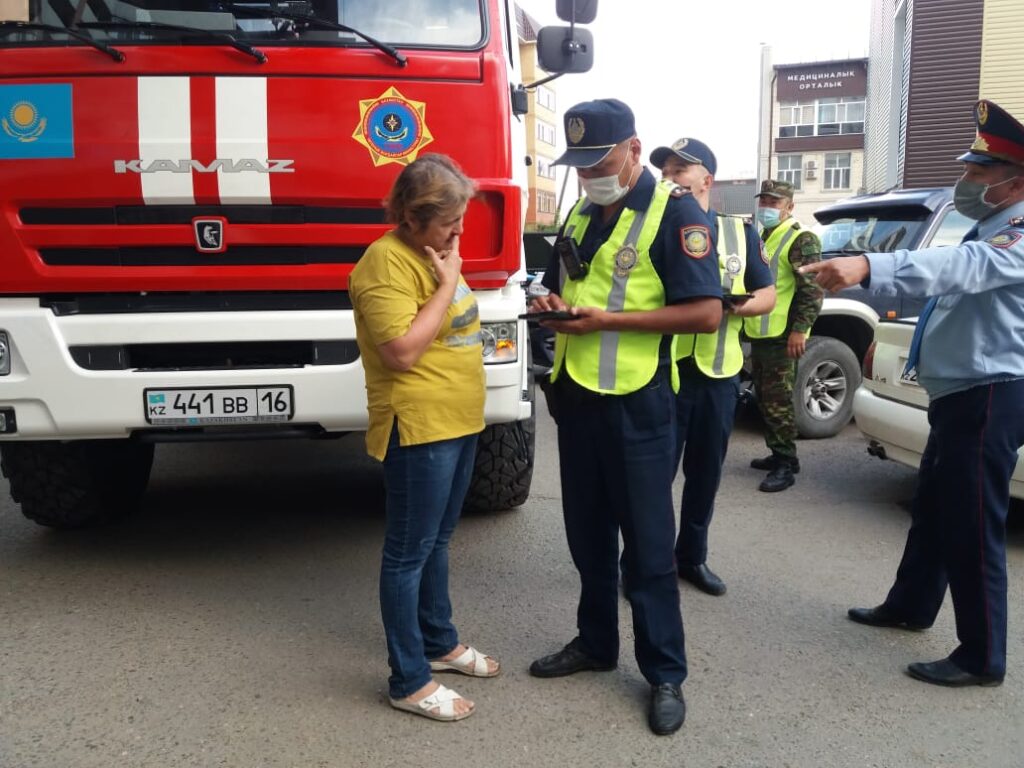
[463,386,536,513]
[794,337,862,439]
[0,440,154,529]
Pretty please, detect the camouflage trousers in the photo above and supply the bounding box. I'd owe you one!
[750,338,797,459]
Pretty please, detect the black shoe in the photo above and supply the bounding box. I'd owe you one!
[750,454,801,473]
[677,563,726,596]
[906,658,1004,688]
[847,605,931,631]
[529,638,616,678]
[648,683,686,735]
[758,464,795,492]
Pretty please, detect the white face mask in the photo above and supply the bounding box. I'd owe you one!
[580,151,633,205]
[953,174,1019,221]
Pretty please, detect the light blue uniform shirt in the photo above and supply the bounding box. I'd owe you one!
[865,199,1024,400]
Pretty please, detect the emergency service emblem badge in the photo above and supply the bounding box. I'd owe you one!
[988,231,1021,249]
[192,216,227,254]
[725,255,742,276]
[680,225,710,259]
[614,245,639,277]
[353,86,434,167]
[567,117,586,145]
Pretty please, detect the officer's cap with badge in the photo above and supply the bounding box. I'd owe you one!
[958,99,1024,168]
[755,178,795,200]
[553,98,636,168]
[649,138,717,176]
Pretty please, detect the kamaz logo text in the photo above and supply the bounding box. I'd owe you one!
[113,158,295,174]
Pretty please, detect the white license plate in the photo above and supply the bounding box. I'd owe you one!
[143,386,293,426]
[897,358,919,387]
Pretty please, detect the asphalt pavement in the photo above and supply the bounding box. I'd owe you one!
[1,408,1022,768]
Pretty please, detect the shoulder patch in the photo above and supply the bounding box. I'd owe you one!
[680,225,711,259]
[988,231,1023,249]
[758,239,769,265]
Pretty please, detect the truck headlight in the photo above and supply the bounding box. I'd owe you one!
[480,322,517,364]
[0,332,9,376]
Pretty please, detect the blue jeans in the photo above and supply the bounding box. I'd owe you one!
[379,424,479,699]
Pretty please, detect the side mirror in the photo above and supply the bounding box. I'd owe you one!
[555,0,598,24]
[536,26,594,75]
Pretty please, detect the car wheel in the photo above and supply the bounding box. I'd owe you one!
[794,336,862,439]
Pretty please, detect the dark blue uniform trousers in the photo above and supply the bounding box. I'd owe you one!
[554,367,688,686]
[673,359,740,566]
[884,379,1024,677]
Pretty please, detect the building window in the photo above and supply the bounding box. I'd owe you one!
[535,120,555,146]
[536,157,556,180]
[777,154,802,190]
[536,191,556,215]
[779,102,815,138]
[823,152,851,190]
[779,97,865,138]
[817,97,865,136]
[536,85,556,112]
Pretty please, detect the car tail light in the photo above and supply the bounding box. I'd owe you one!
[862,341,876,380]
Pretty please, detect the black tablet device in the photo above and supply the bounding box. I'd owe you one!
[518,310,579,322]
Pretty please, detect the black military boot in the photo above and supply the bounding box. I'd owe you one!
[758,461,796,492]
[750,454,800,473]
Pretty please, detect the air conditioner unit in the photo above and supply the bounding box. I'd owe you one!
[805,160,818,180]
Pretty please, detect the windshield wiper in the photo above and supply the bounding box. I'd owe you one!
[220,4,406,67]
[79,20,266,63]
[0,20,124,61]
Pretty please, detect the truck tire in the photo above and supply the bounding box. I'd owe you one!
[463,386,536,513]
[794,336,862,439]
[0,440,154,529]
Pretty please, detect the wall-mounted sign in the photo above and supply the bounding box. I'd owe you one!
[776,61,867,101]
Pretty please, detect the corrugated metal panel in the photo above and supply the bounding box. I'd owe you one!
[979,0,1024,116]
[903,0,984,188]
[865,0,894,192]
[897,0,911,186]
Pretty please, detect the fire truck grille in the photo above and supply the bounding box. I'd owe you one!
[69,340,360,371]
[20,205,387,225]
[39,246,364,267]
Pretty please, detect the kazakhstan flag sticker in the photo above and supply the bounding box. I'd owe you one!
[0,84,74,159]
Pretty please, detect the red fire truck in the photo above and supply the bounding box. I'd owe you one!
[0,0,595,527]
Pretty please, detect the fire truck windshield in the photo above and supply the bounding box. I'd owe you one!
[2,0,484,48]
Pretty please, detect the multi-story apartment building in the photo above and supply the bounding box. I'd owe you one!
[515,5,559,228]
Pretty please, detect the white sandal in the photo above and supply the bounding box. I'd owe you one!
[389,683,474,722]
[429,645,501,678]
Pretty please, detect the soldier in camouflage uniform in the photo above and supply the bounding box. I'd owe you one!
[744,179,823,492]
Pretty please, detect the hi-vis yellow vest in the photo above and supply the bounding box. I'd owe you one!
[552,181,677,394]
[744,217,801,339]
[677,215,747,378]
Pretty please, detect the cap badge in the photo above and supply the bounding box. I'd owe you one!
[614,245,639,277]
[567,117,586,145]
[672,138,689,151]
[977,101,989,126]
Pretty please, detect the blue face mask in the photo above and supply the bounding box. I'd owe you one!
[756,207,781,228]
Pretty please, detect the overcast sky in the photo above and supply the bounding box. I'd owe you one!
[516,0,871,187]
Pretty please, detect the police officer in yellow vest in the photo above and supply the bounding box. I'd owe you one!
[527,100,723,736]
[746,180,824,492]
[651,138,777,596]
